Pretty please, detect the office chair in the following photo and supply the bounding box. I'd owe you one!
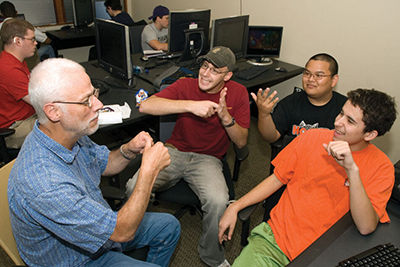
[129,24,146,54]
[0,128,16,166]
[0,159,26,266]
[151,84,250,247]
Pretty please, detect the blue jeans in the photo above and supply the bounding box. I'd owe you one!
[85,212,180,267]
[37,44,55,60]
[126,147,229,266]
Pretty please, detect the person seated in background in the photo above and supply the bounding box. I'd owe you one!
[104,0,135,26]
[126,46,250,267]
[219,88,397,266]
[252,53,347,143]
[0,1,55,60]
[0,18,37,149]
[141,5,169,51]
[8,58,180,267]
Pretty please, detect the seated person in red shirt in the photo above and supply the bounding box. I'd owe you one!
[219,88,397,266]
[0,18,37,148]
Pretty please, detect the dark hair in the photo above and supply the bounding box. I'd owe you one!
[307,53,339,76]
[104,0,122,11]
[1,18,35,45]
[0,1,16,18]
[348,88,397,136]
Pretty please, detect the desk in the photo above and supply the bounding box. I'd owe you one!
[81,61,158,146]
[288,200,400,267]
[132,54,304,94]
[46,27,96,57]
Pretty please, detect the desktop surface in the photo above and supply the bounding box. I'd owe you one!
[288,200,400,267]
[81,60,156,132]
[131,53,304,94]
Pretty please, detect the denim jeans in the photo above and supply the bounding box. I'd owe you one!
[85,212,180,267]
[126,147,229,266]
[37,44,56,60]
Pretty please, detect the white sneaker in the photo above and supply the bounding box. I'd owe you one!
[217,259,231,267]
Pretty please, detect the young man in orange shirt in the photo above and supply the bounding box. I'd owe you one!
[219,88,397,266]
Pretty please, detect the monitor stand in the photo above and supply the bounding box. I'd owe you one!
[104,76,136,89]
[247,57,273,66]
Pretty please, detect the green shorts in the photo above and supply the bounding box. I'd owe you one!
[232,222,290,267]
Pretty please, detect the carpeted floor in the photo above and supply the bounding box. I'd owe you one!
[0,117,271,267]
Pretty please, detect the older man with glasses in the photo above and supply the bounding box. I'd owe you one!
[0,18,38,149]
[126,46,250,267]
[251,53,347,143]
[8,58,181,267]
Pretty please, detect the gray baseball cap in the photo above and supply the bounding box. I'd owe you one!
[198,46,236,72]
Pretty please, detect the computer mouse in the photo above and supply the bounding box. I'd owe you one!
[61,25,72,31]
[275,67,287,72]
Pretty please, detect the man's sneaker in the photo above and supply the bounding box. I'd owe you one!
[217,259,231,267]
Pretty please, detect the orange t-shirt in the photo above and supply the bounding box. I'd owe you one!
[269,129,394,261]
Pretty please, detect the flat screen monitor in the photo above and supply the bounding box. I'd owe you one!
[210,15,249,60]
[93,0,112,20]
[246,26,283,66]
[72,0,94,28]
[168,9,211,58]
[95,18,133,87]
[0,14,26,22]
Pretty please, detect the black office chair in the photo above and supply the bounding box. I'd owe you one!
[129,23,146,54]
[0,128,17,167]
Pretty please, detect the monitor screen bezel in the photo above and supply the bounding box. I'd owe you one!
[210,15,249,60]
[168,9,211,53]
[246,26,284,59]
[72,0,94,28]
[95,18,132,81]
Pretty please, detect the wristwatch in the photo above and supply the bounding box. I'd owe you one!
[223,117,235,128]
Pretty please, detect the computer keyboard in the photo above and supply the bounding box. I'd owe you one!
[336,243,400,267]
[235,66,269,80]
[91,78,110,95]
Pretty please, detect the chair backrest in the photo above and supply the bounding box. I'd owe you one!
[129,24,146,54]
[158,84,177,142]
[0,159,25,265]
[264,134,295,221]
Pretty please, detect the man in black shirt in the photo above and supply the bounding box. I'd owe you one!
[104,0,134,26]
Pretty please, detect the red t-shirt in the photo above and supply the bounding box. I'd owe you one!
[156,78,250,159]
[0,51,35,128]
[269,129,394,260]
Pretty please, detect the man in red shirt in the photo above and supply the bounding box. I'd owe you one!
[0,18,37,148]
[126,46,251,267]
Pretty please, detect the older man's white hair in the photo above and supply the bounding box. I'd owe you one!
[29,58,86,124]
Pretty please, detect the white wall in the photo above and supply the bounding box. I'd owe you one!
[130,0,400,163]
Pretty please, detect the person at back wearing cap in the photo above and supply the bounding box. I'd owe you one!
[104,0,134,26]
[141,5,169,51]
[126,46,250,267]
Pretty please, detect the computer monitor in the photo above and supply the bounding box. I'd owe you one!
[0,14,26,23]
[93,0,112,20]
[95,18,134,87]
[246,26,283,66]
[210,15,249,60]
[168,9,211,61]
[72,0,94,28]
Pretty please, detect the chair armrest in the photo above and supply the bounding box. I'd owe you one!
[232,144,249,182]
[238,203,259,222]
[0,128,15,138]
[101,185,126,200]
[233,143,249,162]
